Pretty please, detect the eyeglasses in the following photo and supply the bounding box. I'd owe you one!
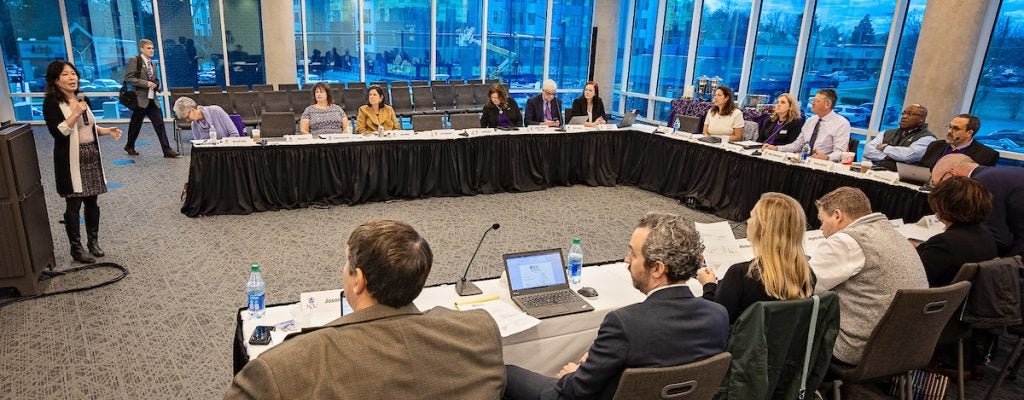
[945,124,966,132]
[542,90,555,96]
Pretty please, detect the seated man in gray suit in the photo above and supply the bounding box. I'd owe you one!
[503,212,730,400]
[810,187,928,365]
[225,219,505,400]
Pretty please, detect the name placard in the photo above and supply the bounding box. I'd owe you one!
[722,143,744,153]
[466,128,495,135]
[284,134,314,141]
[806,157,835,172]
[299,289,343,313]
[597,124,618,131]
[564,125,588,133]
[655,126,674,135]
[223,136,252,144]
[760,149,787,162]
[527,125,553,133]
[319,134,350,140]
[864,169,900,184]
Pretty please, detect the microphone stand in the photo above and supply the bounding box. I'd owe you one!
[456,224,500,296]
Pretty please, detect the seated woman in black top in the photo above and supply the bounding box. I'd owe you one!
[916,176,998,287]
[480,84,522,128]
[757,93,803,146]
[569,81,608,127]
[696,192,815,324]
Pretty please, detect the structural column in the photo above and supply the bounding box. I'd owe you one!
[261,0,298,86]
[591,0,620,100]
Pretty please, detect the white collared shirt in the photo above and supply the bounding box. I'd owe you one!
[778,111,851,161]
[810,213,881,293]
[646,282,689,298]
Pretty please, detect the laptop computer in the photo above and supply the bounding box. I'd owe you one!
[260,112,297,138]
[617,109,639,128]
[566,116,589,126]
[896,162,932,187]
[503,248,594,319]
[676,115,701,134]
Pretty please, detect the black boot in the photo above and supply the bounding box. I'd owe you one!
[65,212,95,263]
[84,206,105,257]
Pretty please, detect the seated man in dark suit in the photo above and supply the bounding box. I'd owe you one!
[524,79,563,127]
[918,113,999,168]
[225,220,505,400]
[932,154,1024,258]
[503,212,730,400]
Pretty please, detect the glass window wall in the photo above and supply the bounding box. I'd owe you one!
[747,0,803,100]
[693,0,753,91]
[971,0,1024,155]
[437,0,483,81]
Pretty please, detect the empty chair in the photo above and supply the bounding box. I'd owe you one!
[331,87,344,107]
[484,79,499,85]
[432,85,457,113]
[449,113,481,130]
[259,112,297,137]
[391,80,409,87]
[278,83,300,91]
[203,92,234,114]
[848,138,860,154]
[227,84,249,93]
[342,88,365,114]
[370,81,387,88]
[170,87,196,96]
[611,352,732,400]
[411,80,429,87]
[430,79,446,86]
[261,91,291,113]
[232,92,263,126]
[411,115,444,132]
[390,86,416,118]
[453,85,478,112]
[199,85,222,94]
[251,84,274,92]
[290,90,311,121]
[473,84,491,107]
[170,91,195,151]
[412,86,439,115]
[828,281,971,400]
[347,82,366,89]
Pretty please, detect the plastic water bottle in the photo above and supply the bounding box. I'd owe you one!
[378,124,385,137]
[247,264,266,319]
[209,126,218,141]
[568,237,583,285]
[800,143,811,161]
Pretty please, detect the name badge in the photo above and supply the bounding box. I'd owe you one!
[806,157,835,172]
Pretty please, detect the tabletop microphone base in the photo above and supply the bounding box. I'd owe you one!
[455,279,483,296]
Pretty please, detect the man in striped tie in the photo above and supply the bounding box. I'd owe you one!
[125,39,178,158]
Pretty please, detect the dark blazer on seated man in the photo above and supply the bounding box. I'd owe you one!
[524,94,563,126]
[569,96,608,123]
[918,139,999,169]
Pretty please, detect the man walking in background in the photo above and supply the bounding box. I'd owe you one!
[124,39,178,158]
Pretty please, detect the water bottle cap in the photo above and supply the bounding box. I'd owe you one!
[571,237,581,244]
[250,264,260,272]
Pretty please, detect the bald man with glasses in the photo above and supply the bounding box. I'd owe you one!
[932,153,1024,258]
[917,113,999,169]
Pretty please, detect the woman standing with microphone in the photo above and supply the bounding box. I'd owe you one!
[42,60,122,263]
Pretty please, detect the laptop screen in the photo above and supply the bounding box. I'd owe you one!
[505,250,567,291]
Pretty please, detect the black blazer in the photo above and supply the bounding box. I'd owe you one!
[756,117,803,146]
[523,94,563,125]
[569,96,608,123]
[554,286,729,400]
[972,166,1024,257]
[43,95,99,196]
[479,102,522,128]
[918,139,999,169]
[702,261,816,324]
[916,224,998,287]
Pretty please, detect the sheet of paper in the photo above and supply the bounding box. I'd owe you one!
[695,221,752,274]
[897,215,945,242]
[457,299,541,337]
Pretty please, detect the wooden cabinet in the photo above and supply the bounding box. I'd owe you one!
[0,124,54,295]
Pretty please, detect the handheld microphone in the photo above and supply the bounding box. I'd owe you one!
[250,103,261,130]
[456,223,501,296]
[76,93,88,124]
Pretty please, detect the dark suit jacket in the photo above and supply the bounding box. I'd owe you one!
[916,223,998,287]
[224,304,505,400]
[918,139,999,169]
[480,102,523,128]
[124,55,160,109]
[569,97,608,123]
[756,117,803,146]
[972,166,1024,257]
[552,286,729,400]
[524,94,563,125]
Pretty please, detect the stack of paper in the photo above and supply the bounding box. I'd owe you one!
[455,296,541,337]
[695,221,753,276]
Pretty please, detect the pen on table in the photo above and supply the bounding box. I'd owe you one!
[454,294,500,308]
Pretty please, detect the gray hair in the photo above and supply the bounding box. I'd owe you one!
[173,96,198,120]
[637,212,705,283]
[542,79,557,93]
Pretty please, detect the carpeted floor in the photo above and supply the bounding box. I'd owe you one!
[0,123,1021,399]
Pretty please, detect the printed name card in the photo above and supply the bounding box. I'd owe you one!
[432,129,458,135]
[466,128,495,135]
[597,124,618,131]
[319,134,349,140]
[299,289,343,313]
[284,134,314,141]
[864,169,900,184]
[564,125,588,133]
[655,126,674,135]
[528,125,553,133]
[760,149,787,162]
[722,143,745,153]
[805,157,835,172]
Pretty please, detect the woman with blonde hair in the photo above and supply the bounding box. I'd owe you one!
[697,192,815,323]
[757,93,803,146]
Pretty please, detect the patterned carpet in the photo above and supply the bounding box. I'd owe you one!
[1,124,1021,399]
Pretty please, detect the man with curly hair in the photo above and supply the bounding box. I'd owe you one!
[502,212,730,400]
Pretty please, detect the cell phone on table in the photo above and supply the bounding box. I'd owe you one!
[248,325,274,345]
[340,291,353,316]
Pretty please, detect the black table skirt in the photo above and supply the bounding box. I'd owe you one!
[183,131,930,225]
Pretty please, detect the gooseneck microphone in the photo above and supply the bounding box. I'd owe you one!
[76,93,88,124]
[456,223,501,296]
[250,103,261,131]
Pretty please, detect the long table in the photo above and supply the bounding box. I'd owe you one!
[184,127,931,224]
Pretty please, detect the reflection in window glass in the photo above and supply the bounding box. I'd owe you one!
[624,96,648,117]
[655,0,695,99]
[437,0,483,81]
[800,0,896,129]
[879,0,926,130]
[626,0,658,94]
[303,0,360,85]
[693,0,752,91]
[363,0,430,82]
[0,1,68,94]
[158,0,226,89]
[971,0,1024,155]
[487,0,546,87]
[747,0,803,99]
[223,0,266,87]
[549,0,595,91]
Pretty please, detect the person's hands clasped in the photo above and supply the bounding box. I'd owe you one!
[762,144,778,151]
[696,267,717,285]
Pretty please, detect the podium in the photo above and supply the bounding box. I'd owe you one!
[0,124,55,295]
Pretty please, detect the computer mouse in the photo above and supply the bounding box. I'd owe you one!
[577,287,598,298]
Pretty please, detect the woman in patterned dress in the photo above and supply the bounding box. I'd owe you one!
[300,82,349,135]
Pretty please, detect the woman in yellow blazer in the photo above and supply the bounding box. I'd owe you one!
[356,85,400,134]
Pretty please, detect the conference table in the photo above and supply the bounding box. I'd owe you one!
[183,125,932,225]
[233,261,674,376]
